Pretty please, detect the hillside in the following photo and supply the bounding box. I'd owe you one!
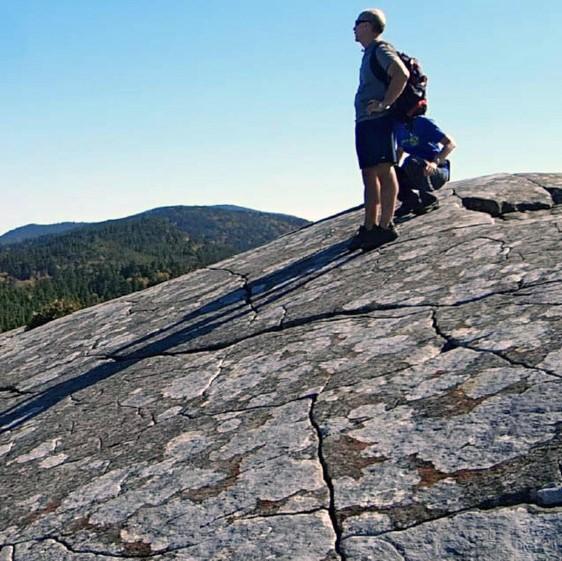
[0,205,307,248]
[141,205,308,252]
[0,222,87,246]
[0,173,561,560]
[0,207,309,332]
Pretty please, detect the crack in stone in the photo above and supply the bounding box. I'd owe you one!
[240,506,329,521]
[308,395,346,561]
[195,352,231,405]
[429,309,450,354]
[146,343,452,426]
[520,175,562,205]
[25,528,284,559]
[7,354,100,397]
[315,350,451,403]
[465,343,561,380]
[139,452,292,524]
[17,535,152,559]
[379,221,492,252]
[208,266,258,314]
[479,236,512,260]
[204,507,246,528]
[344,487,562,543]
[180,393,320,422]
[99,306,428,363]
[453,176,555,218]
[0,386,32,397]
[431,309,457,354]
[153,494,244,529]
[97,277,559,366]
[516,279,562,296]
[431,310,561,380]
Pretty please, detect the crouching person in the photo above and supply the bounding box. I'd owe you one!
[394,115,456,217]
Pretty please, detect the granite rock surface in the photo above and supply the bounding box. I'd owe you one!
[1,173,561,560]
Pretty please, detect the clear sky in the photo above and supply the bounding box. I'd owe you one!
[1,0,561,234]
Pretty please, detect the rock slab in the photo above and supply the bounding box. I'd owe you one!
[1,173,561,560]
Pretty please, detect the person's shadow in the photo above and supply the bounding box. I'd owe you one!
[1,238,362,433]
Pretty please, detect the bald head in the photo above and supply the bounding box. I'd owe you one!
[356,8,386,34]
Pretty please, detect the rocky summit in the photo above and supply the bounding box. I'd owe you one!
[1,173,561,561]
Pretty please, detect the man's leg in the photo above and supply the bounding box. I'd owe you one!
[376,163,398,229]
[361,167,380,230]
[362,163,398,229]
[402,157,433,192]
[351,116,398,250]
[358,163,399,251]
[402,157,440,214]
[394,164,421,217]
[396,165,415,202]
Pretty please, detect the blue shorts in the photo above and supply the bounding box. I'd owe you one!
[355,115,397,170]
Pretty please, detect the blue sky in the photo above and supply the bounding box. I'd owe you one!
[1,0,561,234]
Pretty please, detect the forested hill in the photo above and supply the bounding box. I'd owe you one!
[140,205,307,252]
[0,205,306,248]
[0,207,309,332]
[0,222,86,246]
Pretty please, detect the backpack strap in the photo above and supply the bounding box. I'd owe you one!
[369,41,391,85]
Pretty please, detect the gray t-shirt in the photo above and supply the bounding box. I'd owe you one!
[355,40,401,122]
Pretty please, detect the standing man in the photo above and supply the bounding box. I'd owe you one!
[349,9,410,251]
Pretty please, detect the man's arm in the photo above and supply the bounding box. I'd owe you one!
[435,134,457,164]
[425,134,457,175]
[381,60,409,108]
[368,59,409,113]
[396,147,405,165]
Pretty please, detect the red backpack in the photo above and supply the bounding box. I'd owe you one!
[370,42,428,122]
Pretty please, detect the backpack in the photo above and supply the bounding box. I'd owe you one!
[370,42,428,121]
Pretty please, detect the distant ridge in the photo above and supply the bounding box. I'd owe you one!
[0,222,86,246]
[209,204,302,220]
[0,205,306,247]
[0,205,309,332]
[210,204,256,212]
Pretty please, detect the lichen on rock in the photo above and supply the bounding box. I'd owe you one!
[1,173,561,560]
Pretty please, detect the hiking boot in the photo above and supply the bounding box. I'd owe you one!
[395,195,422,218]
[361,223,398,251]
[348,225,369,251]
[413,193,439,215]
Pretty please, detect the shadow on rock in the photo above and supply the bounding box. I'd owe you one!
[0,240,361,432]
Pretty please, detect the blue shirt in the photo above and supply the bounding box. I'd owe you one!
[395,116,446,161]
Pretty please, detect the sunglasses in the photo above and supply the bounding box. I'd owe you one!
[354,19,370,26]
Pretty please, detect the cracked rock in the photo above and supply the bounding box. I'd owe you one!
[454,173,554,216]
[342,506,562,561]
[1,173,561,560]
